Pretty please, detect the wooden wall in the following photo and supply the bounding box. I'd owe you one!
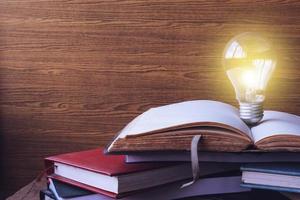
[1,0,300,198]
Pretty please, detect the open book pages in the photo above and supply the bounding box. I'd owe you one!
[107,100,300,153]
[252,111,300,151]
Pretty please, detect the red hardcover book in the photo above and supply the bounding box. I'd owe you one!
[45,148,192,198]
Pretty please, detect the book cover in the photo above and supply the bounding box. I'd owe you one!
[48,174,118,198]
[45,148,190,197]
[45,148,170,177]
[241,183,300,194]
[50,178,93,198]
[125,151,300,163]
[241,163,300,193]
[241,163,300,176]
[47,175,250,200]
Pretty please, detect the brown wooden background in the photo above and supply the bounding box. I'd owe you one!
[1,0,300,198]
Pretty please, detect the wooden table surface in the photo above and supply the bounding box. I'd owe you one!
[7,178,300,200]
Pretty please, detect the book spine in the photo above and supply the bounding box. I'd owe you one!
[241,183,300,193]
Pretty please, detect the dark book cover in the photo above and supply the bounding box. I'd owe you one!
[125,151,300,163]
[241,163,300,176]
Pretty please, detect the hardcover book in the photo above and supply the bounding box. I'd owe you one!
[45,148,238,198]
[106,100,300,153]
[241,163,300,193]
[43,174,250,200]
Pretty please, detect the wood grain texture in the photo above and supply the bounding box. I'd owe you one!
[1,0,300,198]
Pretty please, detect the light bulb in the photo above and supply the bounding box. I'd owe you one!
[222,32,277,125]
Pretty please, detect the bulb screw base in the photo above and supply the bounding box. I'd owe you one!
[239,102,264,126]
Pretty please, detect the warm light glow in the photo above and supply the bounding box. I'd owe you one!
[222,32,277,125]
[222,32,276,103]
[242,70,256,88]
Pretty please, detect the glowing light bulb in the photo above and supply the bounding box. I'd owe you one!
[222,32,277,125]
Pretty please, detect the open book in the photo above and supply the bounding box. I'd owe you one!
[107,100,300,153]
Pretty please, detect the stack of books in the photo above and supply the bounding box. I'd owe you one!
[41,100,300,200]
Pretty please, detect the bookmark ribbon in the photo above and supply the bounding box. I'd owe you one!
[181,135,202,188]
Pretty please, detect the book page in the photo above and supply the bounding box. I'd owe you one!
[251,111,300,143]
[118,100,251,139]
